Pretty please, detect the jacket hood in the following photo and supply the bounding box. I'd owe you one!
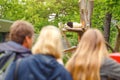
[5,54,72,80]
[21,54,63,80]
[0,41,31,53]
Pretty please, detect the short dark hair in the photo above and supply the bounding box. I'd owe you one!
[10,20,34,44]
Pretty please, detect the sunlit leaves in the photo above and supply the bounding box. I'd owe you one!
[1,0,120,47]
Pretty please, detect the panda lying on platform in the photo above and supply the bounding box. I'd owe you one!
[65,22,82,28]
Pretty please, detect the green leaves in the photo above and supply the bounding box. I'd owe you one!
[1,0,120,48]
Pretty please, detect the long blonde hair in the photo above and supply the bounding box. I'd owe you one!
[32,25,63,59]
[66,29,108,80]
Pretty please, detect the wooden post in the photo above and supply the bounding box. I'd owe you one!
[79,0,94,28]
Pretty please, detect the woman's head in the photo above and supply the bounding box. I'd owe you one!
[66,29,108,80]
[32,25,62,59]
[76,29,108,56]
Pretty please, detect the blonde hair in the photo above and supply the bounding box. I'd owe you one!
[32,25,63,59]
[66,29,108,80]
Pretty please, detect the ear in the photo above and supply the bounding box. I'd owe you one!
[25,36,30,42]
[23,36,32,49]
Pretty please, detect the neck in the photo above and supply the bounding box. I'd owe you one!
[22,43,29,49]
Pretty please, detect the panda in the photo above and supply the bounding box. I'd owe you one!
[65,22,82,28]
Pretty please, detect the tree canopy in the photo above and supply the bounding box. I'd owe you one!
[0,0,120,49]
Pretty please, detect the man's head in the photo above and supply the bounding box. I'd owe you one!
[10,20,34,49]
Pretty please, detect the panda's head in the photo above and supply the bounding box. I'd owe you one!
[67,22,73,28]
[65,22,82,28]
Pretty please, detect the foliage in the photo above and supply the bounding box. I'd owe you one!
[92,0,120,48]
[0,0,120,50]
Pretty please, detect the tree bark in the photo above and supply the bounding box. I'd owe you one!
[104,12,112,43]
[114,25,120,52]
[79,0,94,28]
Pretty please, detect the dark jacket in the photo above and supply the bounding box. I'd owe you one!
[0,41,32,80]
[0,41,32,58]
[5,54,72,80]
[100,57,120,80]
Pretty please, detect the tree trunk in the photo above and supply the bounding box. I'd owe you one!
[104,12,112,43]
[79,0,94,28]
[114,25,120,52]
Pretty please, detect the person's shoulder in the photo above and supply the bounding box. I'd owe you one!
[56,64,72,80]
[18,55,33,68]
[4,62,16,80]
[33,54,57,64]
[100,57,120,80]
[101,57,120,67]
[20,55,35,63]
[19,54,54,66]
[57,63,69,73]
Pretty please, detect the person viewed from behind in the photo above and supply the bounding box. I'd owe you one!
[66,29,120,80]
[4,20,34,80]
[11,25,72,80]
[0,20,34,57]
